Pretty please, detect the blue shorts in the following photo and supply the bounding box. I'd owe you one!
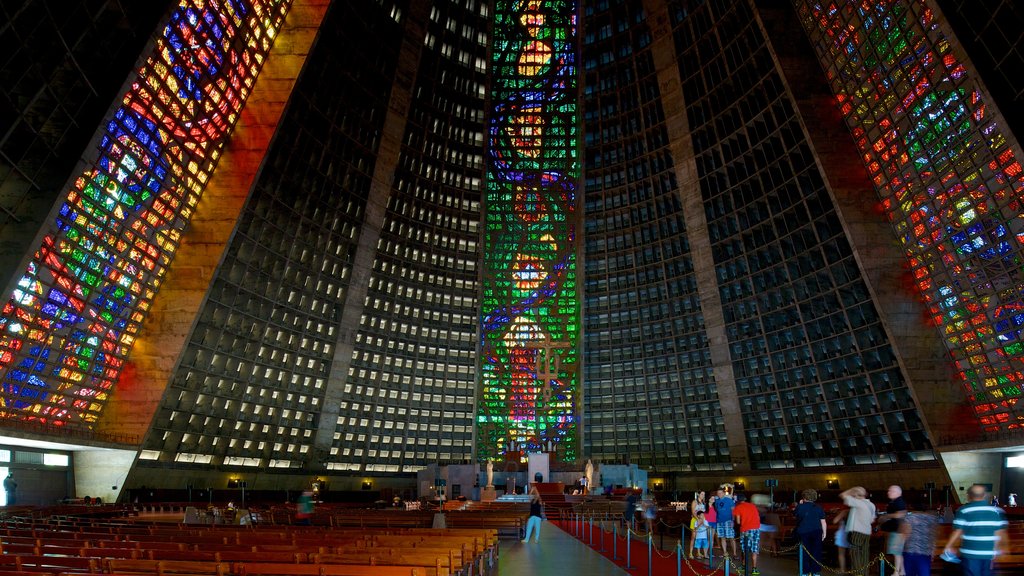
[835,526,848,548]
[886,532,905,555]
[695,538,709,550]
[741,530,760,554]
[716,521,735,539]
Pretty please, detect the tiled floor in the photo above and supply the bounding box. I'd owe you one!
[498,522,630,575]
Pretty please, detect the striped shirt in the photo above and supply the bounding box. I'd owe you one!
[952,501,1007,559]
[903,512,937,555]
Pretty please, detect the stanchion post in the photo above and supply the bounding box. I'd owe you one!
[648,532,653,576]
[798,543,804,576]
[625,527,634,570]
[725,553,730,576]
[599,517,607,552]
[677,543,682,576]
[880,554,886,576]
[589,515,594,546]
[613,521,619,560]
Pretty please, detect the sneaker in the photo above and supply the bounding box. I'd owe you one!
[751,569,760,576]
[521,539,528,543]
[534,539,539,543]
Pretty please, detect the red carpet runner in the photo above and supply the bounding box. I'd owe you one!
[554,519,723,576]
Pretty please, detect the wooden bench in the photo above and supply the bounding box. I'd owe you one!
[0,555,98,573]
[214,551,306,563]
[105,559,228,576]
[401,528,498,570]
[78,547,142,559]
[313,549,455,576]
[330,514,433,529]
[443,513,524,539]
[234,562,430,576]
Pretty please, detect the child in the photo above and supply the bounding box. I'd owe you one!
[705,495,718,553]
[693,510,710,558]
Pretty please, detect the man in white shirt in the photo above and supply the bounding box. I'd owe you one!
[840,486,877,576]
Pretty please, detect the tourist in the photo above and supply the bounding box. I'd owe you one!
[642,497,657,534]
[691,490,707,514]
[623,491,638,529]
[734,493,761,575]
[296,490,314,525]
[706,495,718,553]
[3,473,15,505]
[877,485,908,576]
[942,484,1009,576]
[715,487,737,558]
[692,509,710,559]
[688,491,706,557]
[522,487,545,543]
[899,500,938,576]
[839,486,876,576]
[794,489,826,576]
[832,507,850,572]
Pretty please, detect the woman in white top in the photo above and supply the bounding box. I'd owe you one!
[688,491,707,557]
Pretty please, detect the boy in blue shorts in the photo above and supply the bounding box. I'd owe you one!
[693,510,711,558]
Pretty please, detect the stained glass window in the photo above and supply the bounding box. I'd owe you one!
[797,0,1024,431]
[478,0,581,462]
[0,0,291,427]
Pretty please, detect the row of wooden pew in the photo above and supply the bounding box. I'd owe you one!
[0,518,500,576]
[324,509,527,540]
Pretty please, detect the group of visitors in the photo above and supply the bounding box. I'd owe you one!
[676,482,1010,576]
[683,484,766,575]
[521,478,1010,576]
[829,483,1008,576]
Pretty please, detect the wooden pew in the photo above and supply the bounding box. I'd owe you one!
[442,513,524,539]
[16,519,482,576]
[0,555,98,573]
[313,550,453,576]
[105,559,228,576]
[78,547,142,559]
[234,562,430,576]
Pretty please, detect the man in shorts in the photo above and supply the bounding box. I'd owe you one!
[876,485,907,576]
[734,494,761,575]
[714,487,738,559]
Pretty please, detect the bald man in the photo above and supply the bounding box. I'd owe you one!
[877,485,908,576]
[943,484,1008,576]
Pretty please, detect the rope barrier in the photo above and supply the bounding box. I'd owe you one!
[571,513,899,576]
[794,545,895,576]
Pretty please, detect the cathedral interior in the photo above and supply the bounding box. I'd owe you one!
[1,0,1024,506]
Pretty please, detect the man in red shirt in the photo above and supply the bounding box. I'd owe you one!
[734,494,762,576]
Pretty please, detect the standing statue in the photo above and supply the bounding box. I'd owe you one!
[584,459,594,495]
[486,460,494,487]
